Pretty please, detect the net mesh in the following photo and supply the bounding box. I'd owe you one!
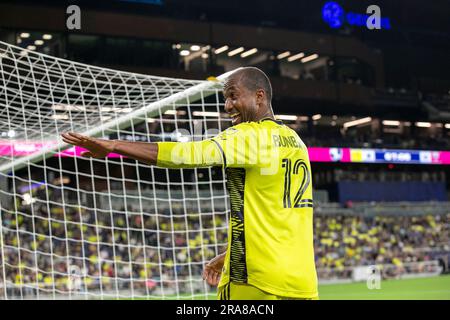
[0,41,231,299]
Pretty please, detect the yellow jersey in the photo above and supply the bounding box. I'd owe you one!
[157,118,318,299]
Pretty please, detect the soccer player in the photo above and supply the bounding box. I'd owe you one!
[61,67,318,300]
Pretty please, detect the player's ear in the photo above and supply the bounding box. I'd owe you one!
[256,89,265,106]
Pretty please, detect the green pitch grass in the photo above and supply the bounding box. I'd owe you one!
[317,275,450,300]
[120,275,450,300]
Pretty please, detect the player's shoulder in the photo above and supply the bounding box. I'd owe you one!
[218,122,259,137]
[216,119,290,139]
[234,121,262,131]
[237,118,286,132]
[257,118,299,136]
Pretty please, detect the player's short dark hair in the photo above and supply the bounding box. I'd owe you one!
[235,67,273,103]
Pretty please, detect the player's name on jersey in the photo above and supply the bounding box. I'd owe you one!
[272,134,301,149]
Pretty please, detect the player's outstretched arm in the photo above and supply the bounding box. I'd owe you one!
[61,132,158,165]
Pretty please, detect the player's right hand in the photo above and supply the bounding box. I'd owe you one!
[61,132,114,158]
[202,253,225,286]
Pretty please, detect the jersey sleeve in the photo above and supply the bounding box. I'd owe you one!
[156,140,224,168]
[211,123,273,169]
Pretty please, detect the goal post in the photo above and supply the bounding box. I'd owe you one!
[0,40,234,299]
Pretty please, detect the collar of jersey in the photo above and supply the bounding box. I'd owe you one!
[260,117,283,125]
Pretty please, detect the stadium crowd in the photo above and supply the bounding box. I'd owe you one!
[315,214,450,280]
[0,192,449,297]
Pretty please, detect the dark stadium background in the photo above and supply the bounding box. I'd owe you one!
[0,0,449,299]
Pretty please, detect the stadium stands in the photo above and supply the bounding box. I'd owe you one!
[1,190,448,297]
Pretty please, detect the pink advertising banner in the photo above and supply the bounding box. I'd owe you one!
[1,140,450,165]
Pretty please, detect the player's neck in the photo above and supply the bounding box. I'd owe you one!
[257,107,275,121]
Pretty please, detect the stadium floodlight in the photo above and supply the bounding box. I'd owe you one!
[287,52,305,62]
[0,40,241,299]
[343,117,372,128]
[382,120,400,126]
[312,114,322,121]
[164,110,187,115]
[276,51,291,60]
[227,47,245,57]
[214,45,229,54]
[35,40,44,46]
[192,111,221,117]
[445,124,450,129]
[20,32,30,38]
[43,34,53,40]
[240,48,258,58]
[301,54,319,63]
[415,122,431,128]
[276,114,298,121]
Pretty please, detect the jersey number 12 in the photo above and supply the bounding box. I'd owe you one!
[281,158,312,208]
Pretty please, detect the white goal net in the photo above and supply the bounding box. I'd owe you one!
[0,41,232,299]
